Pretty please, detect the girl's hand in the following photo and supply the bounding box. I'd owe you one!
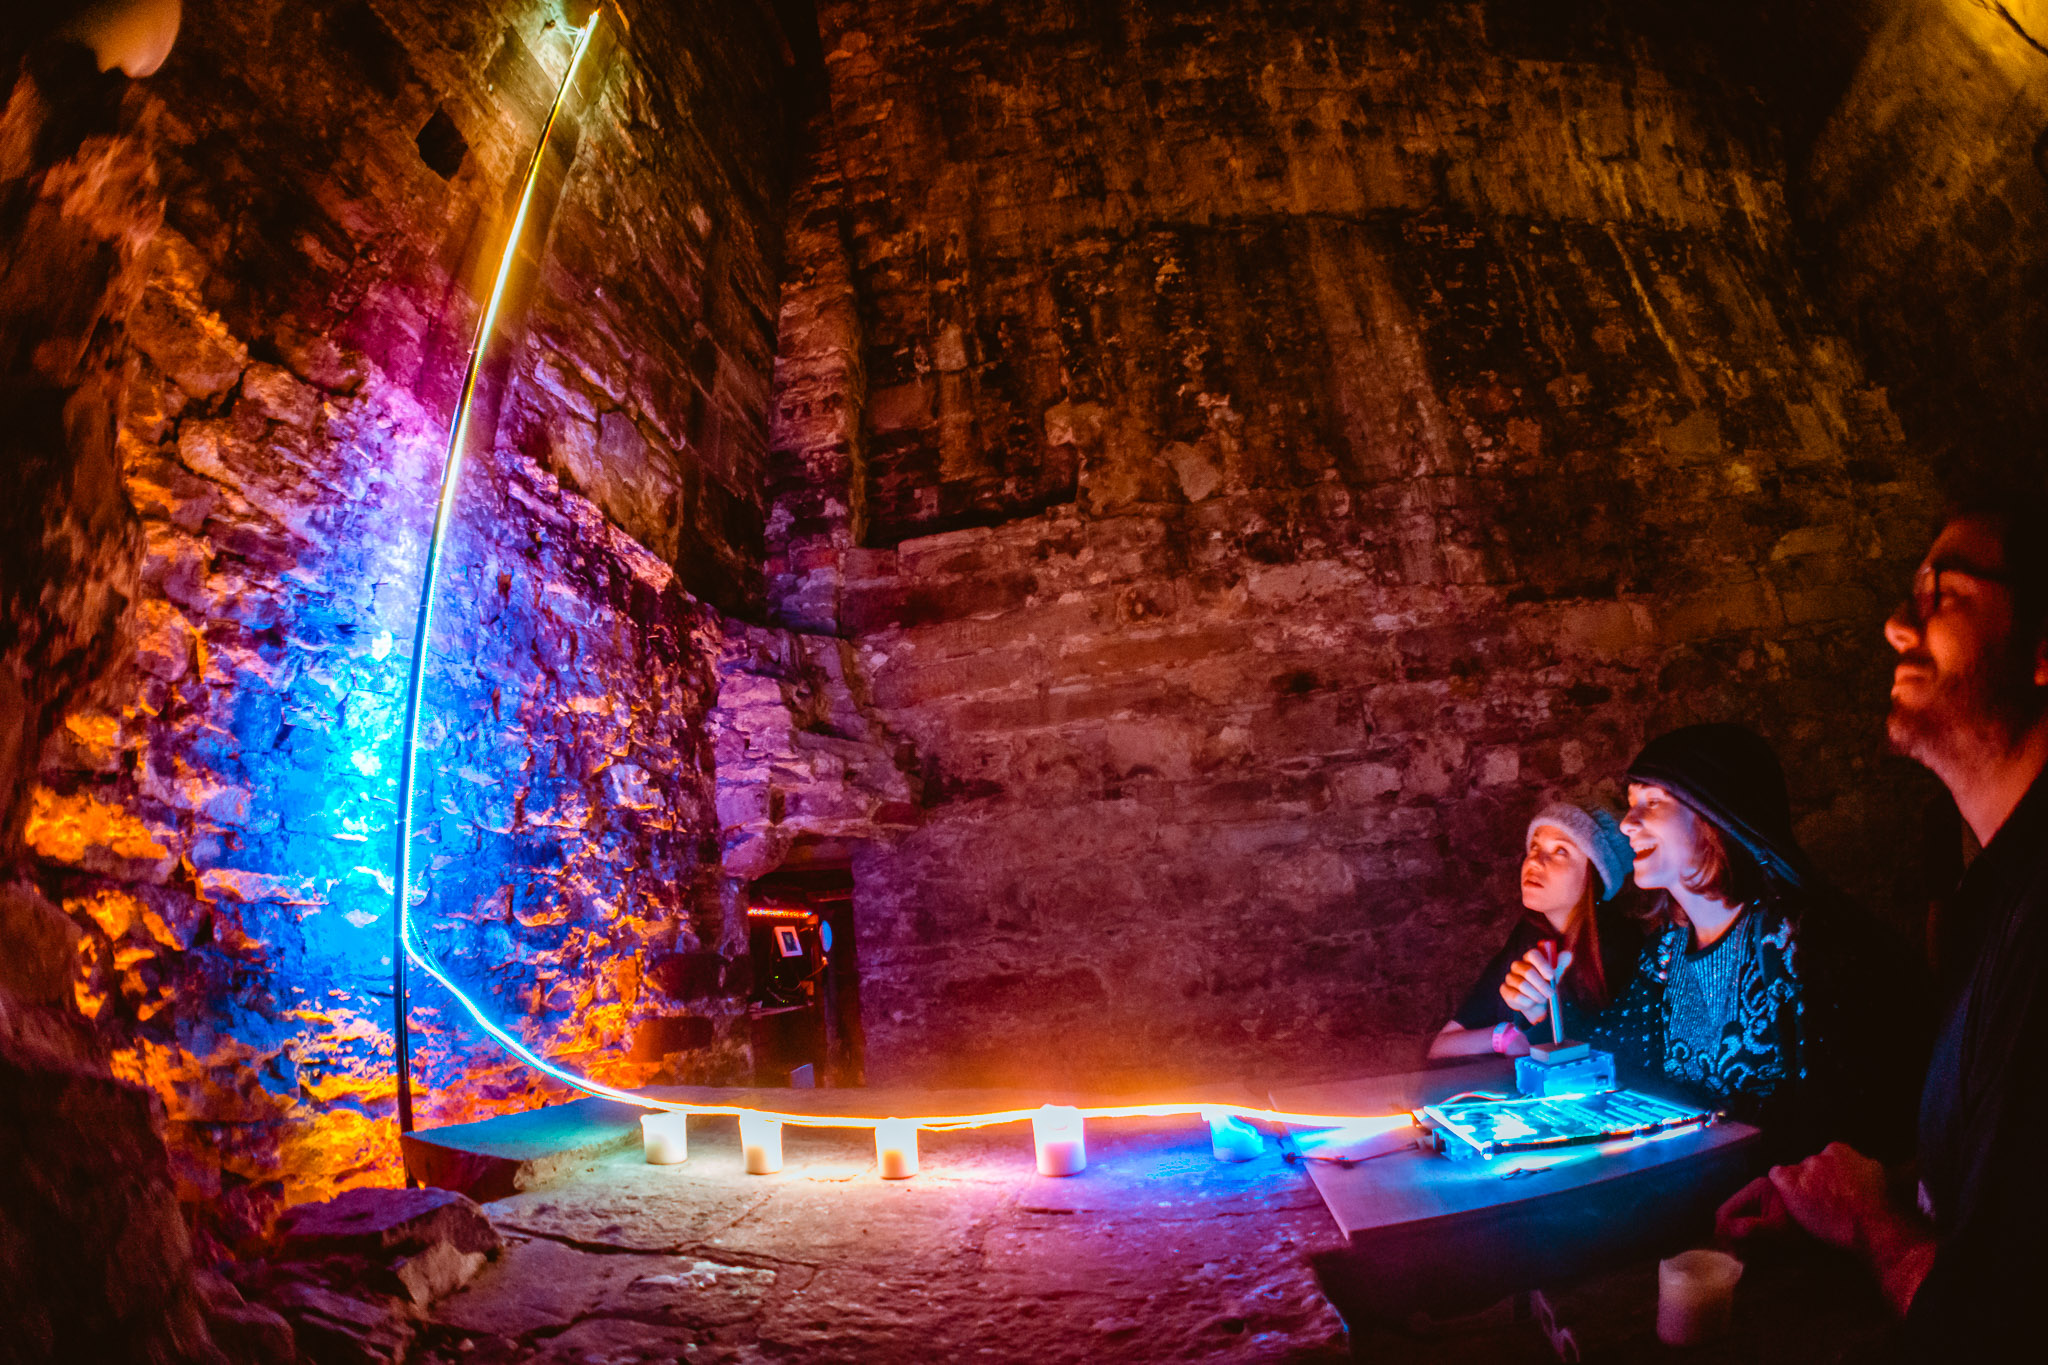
[1499,946,1573,1025]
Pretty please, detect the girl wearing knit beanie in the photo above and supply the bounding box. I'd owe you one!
[1500,723,1927,1161]
[1427,801,1639,1062]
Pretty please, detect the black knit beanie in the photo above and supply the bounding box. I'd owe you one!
[1625,723,1813,890]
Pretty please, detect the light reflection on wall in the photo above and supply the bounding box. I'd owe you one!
[19,12,733,1228]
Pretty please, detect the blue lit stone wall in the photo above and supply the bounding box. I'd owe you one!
[10,0,809,1240]
[26,232,742,1229]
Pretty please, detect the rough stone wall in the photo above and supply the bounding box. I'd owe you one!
[0,36,224,1363]
[711,625,920,885]
[770,0,1944,1089]
[5,0,810,1236]
[1800,0,2048,471]
[764,115,867,634]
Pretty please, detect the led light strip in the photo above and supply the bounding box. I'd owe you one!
[391,15,602,1134]
[388,11,1413,1144]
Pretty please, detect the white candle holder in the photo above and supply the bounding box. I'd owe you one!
[1204,1109,1265,1162]
[640,1111,689,1165]
[739,1114,783,1174]
[875,1119,919,1179]
[1032,1105,1086,1176]
[1657,1248,1743,1345]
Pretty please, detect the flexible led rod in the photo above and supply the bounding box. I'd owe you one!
[386,11,1414,1144]
[392,16,602,1134]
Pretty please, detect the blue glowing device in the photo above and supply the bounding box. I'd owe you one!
[1514,1040,1617,1097]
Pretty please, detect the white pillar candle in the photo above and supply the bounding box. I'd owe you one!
[875,1120,919,1179]
[1032,1105,1086,1176]
[1656,1248,1743,1345]
[640,1111,689,1165]
[739,1114,783,1174]
[1205,1110,1265,1162]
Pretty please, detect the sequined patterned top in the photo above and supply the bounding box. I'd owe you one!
[1586,907,1800,1110]
[1579,895,1923,1161]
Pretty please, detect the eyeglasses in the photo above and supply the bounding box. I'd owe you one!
[1903,559,2015,628]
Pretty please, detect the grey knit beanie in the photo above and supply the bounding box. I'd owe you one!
[1526,803,1633,901]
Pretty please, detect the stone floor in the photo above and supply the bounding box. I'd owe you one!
[410,1114,1890,1365]
[414,1116,1353,1365]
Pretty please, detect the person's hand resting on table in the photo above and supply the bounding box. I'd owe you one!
[1715,1142,1939,1315]
[1499,945,1572,1026]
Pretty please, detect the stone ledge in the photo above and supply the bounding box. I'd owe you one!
[401,1096,656,1202]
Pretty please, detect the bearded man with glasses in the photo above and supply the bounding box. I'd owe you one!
[1715,490,2048,1356]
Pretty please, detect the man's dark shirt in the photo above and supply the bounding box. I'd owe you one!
[1904,767,2048,1354]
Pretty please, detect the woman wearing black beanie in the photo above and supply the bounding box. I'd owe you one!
[1503,723,1928,1161]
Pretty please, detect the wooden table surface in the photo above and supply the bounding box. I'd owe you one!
[1271,1060,1764,1325]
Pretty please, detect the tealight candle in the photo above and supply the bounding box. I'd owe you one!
[739,1114,783,1174]
[875,1119,919,1179]
[1657,1248,1743,1345]
[1032,1105,1086,1176]
[640,1111,689,1165]
[1205,1111,1264,1162]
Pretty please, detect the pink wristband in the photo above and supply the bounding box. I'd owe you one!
[1491,1022,1513,1054]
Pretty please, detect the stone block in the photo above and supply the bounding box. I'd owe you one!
[629,1014,716,1061]
[1554,600,1640,655]
[647,951,727,1000]
[1779,581,1882,627]
[399,1097,654,1202]
[265,1281,412,1365]
[132,598,197,680]
[126,238,249,400]
[1656,580,1782,642]
[1054,628,1248,681]
[22,786,176,883]
[532,350,603,420]
[1655,409,1722,462]
[195,1269,296,1365]
[1102,717,1198,780]
[203,1297,297,1365]
[1162,440,1224,501]
[1474,745,1521,787]
[279,1186,502,1260]
[871,648,1040,708]
[0,1041,216,1364]
[0,882,83,1005]
[240,363,321,429]
[1770,524,1851,561]
[274,324,365,393]
[1329,762,1402,806]
[388,1242,488,1307]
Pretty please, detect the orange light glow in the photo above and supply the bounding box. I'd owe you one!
[22,784,171,867]
[611,1097,1420,1136]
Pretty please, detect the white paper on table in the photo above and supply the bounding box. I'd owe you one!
[1290,1120,1421,1162]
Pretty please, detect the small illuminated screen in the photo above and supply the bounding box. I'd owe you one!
[1421,1089,1714,1159]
